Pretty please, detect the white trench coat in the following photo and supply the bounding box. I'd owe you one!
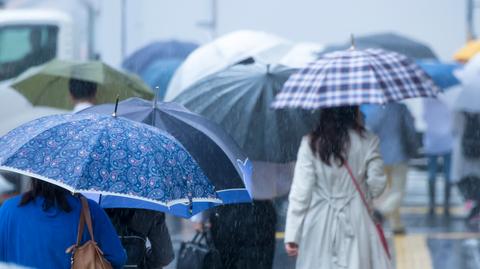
[285,131,393,269]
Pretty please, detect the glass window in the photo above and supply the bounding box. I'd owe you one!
[0,25,58,80]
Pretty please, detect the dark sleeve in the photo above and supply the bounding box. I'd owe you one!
[88,200,127,269]
[145,212,175,268]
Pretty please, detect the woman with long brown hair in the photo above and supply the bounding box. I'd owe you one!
[284,106,392,269]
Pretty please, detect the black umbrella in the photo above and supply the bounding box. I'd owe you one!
[321,32,437,60]
[173,63,320,163]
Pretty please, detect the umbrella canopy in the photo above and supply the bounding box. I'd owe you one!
[79,97,252,210]
[278,42,324,68]
[272,48,439,110]
[440,54,480,112]
[0,113,251,218]
[165,30,291,101]
[122,40,198,74]
[322,32,437,60]
[0,87,67,135]
[141,59,184,99]
[417,61,461,89]
[10,59,154,110]
[0,106,67,136]
[453,40,480,62]
[174,63,320,163]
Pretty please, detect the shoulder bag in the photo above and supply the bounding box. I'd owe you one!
[66,196,113,269]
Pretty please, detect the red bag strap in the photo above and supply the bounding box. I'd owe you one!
[344,162,372,214]
[345,161,391,259]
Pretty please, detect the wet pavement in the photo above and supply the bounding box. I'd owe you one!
[165,167,480,269]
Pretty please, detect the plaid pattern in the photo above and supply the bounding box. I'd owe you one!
[272,48,440,109]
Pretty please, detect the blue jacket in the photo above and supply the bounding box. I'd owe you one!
[363,103,417,165]
[0,195,126,269]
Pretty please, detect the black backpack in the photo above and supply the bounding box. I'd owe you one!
[462,112,480,159]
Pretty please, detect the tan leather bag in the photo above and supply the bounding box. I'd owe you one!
[66,196,113,269]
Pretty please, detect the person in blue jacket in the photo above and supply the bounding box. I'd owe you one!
[0,178,126,269]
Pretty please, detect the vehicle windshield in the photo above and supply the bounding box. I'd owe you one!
[0,25,58,81]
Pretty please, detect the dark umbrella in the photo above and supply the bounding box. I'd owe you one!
[322,32,437,60]
[79,97,252,217]
[122,40,198,74]
[173,63,320,163]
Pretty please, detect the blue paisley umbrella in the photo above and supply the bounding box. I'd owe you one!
[0,113,252,218]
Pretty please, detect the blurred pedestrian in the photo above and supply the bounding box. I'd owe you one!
[106,208,175,269]
[423,98,454,216]
[451,111,480,221]
[284,106,391,269]
[0,178,126,268]
[363,103,419,234]
[192,162,292,269]
[69,78,97,112]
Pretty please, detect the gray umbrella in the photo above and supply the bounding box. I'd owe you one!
[321,32,437,60]
[173,63,320,163]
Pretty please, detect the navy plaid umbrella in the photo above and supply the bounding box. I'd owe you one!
[272,48,440,109]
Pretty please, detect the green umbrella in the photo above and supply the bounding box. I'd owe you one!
[10,59,154,110]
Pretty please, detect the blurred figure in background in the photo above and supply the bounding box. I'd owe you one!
[284,106,391,269]
[0,178,126,268]
[423,98,454,216]
[193,161,294,269]
[363,103,419,234]
[69,78,97,112]
[451,111,480,222]
[106,209,175,269]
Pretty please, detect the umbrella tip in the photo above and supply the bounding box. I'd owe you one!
[349,33,356,50]
[112,95,120,117]
[153,87,159,108]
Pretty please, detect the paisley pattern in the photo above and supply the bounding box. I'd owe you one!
[0,113,218,205]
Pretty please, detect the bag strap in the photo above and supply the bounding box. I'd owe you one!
[75,196,96,246]
[344,162,372,214]
[75,200,86,246]
[80,196,96,242]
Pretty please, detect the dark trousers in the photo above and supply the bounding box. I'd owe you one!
[210,200,277,269]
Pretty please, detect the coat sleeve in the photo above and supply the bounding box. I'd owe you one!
[365,135,387,198]
[284,137,317,244]
[89,200,127,269]
[145,212,175,268]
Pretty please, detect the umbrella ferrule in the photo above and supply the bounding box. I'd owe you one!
[112,95,120,117]
[349,34,356,50]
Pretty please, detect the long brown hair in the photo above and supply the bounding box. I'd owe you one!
[19,178,72,212]
[309,106,365,166]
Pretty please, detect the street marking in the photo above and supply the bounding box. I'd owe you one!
[276,232,284,239]
[400,206,466,216]
[394,234,433,269]
[428,232,480,240]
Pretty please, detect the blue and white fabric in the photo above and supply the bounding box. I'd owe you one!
[272,48,439,109]
[0,113,251,217]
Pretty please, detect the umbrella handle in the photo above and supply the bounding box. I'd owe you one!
[112,95,120,117]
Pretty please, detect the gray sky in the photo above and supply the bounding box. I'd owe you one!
[97,0,467,66]
[8,0,470,66]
